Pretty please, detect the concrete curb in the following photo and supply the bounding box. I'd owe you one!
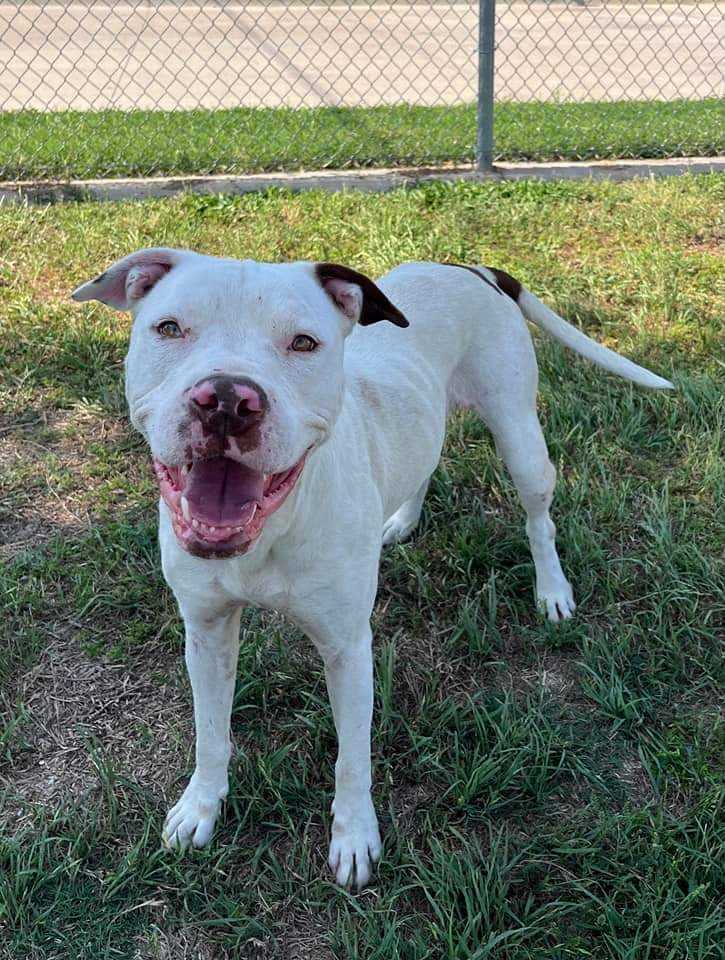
[1,157,722,204]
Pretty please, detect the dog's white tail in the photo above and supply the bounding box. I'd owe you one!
[517,287,674,390]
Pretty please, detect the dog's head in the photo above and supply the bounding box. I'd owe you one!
[72,248,407,558]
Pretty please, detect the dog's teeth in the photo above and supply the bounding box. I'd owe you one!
[180,496,191,521]
[191,519,200,530]
[237,502,257,524]
[209,526,216,533]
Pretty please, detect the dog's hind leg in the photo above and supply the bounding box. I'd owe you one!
[382,477,430,546]
[487,406,575,621]
[454,313,575,621]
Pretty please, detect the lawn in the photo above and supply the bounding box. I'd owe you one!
[0,175,723,959]
[1,99,723,181]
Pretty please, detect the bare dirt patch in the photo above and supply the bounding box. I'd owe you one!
[501,648,583,705]
[0,429,87,558]
[274,921,337,960]
[135,926,231,960]
[613,753,656,807]
[0,407,135,560]
[1,627,189,825]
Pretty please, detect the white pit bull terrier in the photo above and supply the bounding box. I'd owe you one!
[72,249,672,888]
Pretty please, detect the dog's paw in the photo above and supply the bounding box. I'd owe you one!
[537,579,576,622]
[162,776,226,851]
[329,806,382,890]
[382,514,417,546]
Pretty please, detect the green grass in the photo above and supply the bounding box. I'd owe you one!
[0,175,723,958]
[1,99,722,181]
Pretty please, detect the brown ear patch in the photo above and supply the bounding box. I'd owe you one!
[316,262,409,327]
[442,263,522,303]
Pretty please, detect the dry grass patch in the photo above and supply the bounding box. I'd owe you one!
[0,407,144,560]
[1,627,188,825]
[135,926,232,960]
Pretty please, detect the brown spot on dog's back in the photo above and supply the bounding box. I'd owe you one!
[486,267,522,302]
[441,262,523,303]
[442,262,502,296]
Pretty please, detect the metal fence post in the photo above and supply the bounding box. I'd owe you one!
[476,0,496,172]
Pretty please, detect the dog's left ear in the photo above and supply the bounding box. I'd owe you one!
[316,263,409,328]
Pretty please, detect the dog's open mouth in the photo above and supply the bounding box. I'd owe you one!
[153,454,306,557]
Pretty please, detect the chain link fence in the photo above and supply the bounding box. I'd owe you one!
[0,2,722,181]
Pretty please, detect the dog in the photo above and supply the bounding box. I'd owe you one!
[72,249,672,888]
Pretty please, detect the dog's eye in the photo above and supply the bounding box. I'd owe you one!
[289,334,318,353]
[157,319,183,339]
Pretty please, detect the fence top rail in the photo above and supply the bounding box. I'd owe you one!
[4,1,722,6]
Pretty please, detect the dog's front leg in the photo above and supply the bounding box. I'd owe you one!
[316,623,381,889]
[163,602,242,850]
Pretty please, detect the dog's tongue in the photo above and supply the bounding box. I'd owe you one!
[185,458,265,525]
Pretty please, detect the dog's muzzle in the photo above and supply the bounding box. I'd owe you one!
[152,375,307,558]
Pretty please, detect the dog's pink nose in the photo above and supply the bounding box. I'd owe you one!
[189,376,267,438]
[191,379,264,414]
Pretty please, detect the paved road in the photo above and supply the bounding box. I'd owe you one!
[0,3,721,111]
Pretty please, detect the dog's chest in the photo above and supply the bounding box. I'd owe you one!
[207,552,289,612]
